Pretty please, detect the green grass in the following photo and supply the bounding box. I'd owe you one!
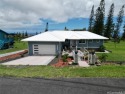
[0,65,125,78]
[0,41,28,54]
[97,41,125,61]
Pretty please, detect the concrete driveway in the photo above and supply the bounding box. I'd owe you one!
[2,56,55,65]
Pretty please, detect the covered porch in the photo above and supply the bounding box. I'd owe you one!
[62,48,98,67]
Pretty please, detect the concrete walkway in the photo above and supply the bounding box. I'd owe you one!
[0,50,26,57]
[77,51,90,67]
[95,50,109,53]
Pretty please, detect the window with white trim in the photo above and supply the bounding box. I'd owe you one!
[79,40,86,44]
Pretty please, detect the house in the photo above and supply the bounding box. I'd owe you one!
[0,29,14,49]
[22,30,108,56]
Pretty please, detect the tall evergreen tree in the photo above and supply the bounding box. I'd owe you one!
[93,0,105,35]
[22,31,25,38]
[88,5,94,32]
[104,3,114,39]
[93,7,100,34]
[64,26,68,31]
[36,32,38,35]
[45,22,48,32]
[113,5,125,42]
[83,28,86,31]
[25,31,28,37]
[122,24,125,40]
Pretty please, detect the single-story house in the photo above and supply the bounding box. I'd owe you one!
[22,30,108,56]
[0,29,14,49]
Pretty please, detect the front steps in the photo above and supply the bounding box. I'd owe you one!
[78,61,90,67]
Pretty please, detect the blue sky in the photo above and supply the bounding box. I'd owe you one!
[3,17,125,34]
[2,18,90,33]
[0,0,125,34]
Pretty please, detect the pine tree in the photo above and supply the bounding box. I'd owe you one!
[88,5,94,32]
[93,0,105,35]
[36,32,38,35]
[104,3,114,39]
[122,24,125,40]
[45,22,48,32]
[93,7,100,34]
[17,32,21,41]
[113,5,125,42]
[25,31,28,37]
[22,32,25,38]
[99,0,105,35]
[64,26,68,31]
[14,32,18,41]
[83,28,86,31]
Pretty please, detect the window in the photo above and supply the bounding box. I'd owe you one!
[65,39,69,43]
[89,40,93,43]
[34,45,38,47]
[33,44,39,55]
[34,52,39,54]
[79,40,86,44]
[34,50,38,51]
[96,40,100,43]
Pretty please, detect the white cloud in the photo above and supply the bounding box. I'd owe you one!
[0,0,125,29]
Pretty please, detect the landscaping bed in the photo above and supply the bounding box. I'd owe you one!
[0,50,28,63]
[51,54,75,67]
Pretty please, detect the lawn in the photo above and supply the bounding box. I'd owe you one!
[0,65,125,78]
[0,41,28,54]
[98,41,125,61]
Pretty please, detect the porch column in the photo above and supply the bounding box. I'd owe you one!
[58,42,61,54]
[87,40,88,49]
[75,40,77,50]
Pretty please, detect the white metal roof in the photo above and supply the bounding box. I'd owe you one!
[22,30,108,42]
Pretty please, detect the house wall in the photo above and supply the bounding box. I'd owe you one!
[77,40,103,48]
[28,41,62,56]
[28,40,103,55]
[0,31,7,40]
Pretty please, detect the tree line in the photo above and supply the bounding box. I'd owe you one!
[13,31,28,41]
[88,0,125,41]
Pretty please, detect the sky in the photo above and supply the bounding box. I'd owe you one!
[0,0,125,34]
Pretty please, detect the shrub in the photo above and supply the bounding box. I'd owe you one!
[55,55,58,58]
[99,53,108,62]
[99,45,106,52]
[62,54,69,62]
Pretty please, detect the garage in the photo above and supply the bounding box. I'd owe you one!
[33,44,56,55]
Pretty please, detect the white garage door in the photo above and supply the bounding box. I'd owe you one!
[33,44,56,55]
